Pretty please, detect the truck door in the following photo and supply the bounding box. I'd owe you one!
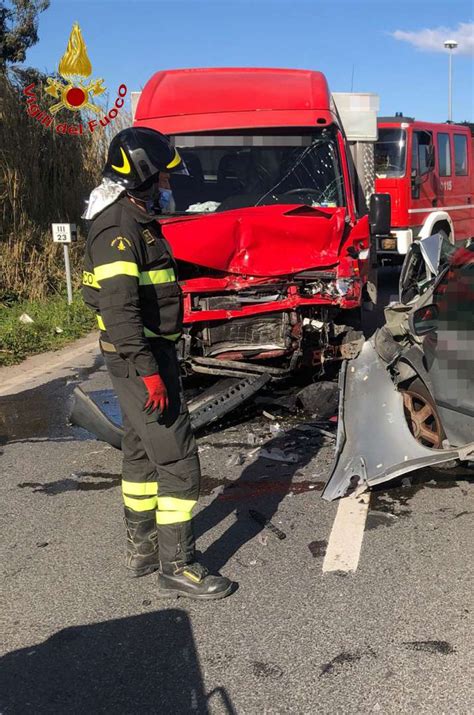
[451,131,472,239]
[410,130,436,226]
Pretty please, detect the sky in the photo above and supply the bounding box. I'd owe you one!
[20,0,474,123]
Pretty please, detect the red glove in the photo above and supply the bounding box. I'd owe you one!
[141,374,168,414]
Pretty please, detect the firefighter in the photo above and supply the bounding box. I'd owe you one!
[82,127,233,600]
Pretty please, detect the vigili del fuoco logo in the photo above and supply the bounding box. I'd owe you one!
[23,23,127,136]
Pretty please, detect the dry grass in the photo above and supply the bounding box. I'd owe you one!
[0,70,131,301]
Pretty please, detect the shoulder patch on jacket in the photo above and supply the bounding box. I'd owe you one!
[111,236,132,251]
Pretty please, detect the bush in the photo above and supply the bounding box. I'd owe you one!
[0,293,96,365]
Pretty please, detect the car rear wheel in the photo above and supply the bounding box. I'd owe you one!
[400,378,445,449]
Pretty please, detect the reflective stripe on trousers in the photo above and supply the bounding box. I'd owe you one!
[122,481,196,523]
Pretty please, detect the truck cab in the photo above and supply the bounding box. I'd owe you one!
[375,118,473,259]
[133,68,386,378]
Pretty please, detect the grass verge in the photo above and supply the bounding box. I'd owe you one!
[0,293,96,367]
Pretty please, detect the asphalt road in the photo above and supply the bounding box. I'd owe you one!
[1,270,473,714]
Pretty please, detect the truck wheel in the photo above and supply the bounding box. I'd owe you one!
[399,378,445,449]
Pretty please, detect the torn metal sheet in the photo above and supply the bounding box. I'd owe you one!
[322,341,474,501]
[69,373,270,447]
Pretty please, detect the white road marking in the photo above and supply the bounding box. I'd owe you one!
[322,491,370,573]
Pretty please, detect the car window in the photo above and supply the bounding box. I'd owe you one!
[434,245,474,330]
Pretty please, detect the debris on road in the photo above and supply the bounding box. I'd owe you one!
[294,423,336,440]
[226,452,246,467]
[258,447,299,463]
[249,509,287,540]
[296,381,339,418]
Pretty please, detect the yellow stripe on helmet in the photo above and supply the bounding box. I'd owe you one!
[166,149,182,170]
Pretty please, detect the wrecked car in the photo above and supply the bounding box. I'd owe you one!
[323,233,474,500]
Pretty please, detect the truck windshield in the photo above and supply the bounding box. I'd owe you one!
[166,129,345,214]
[375,128,407,178]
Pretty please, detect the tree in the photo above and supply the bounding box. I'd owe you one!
[0,0,50,69]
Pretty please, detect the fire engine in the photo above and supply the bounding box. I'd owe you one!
[375,116,474,259]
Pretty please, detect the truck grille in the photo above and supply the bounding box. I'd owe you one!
[199,297,290,356]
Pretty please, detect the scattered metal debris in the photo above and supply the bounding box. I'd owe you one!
[258,447,299,463]
[249,509,287,540]
[226,453,246,467]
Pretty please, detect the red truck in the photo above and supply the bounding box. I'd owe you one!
[132,67,389,384]
[375,117,474,259]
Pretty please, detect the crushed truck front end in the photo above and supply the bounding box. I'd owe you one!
[134,68,378,378]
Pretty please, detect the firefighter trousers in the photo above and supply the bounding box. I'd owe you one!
[102,339,200,565]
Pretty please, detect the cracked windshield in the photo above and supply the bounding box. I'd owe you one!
[165,130,345,215]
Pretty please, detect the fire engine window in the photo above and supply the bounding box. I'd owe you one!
[413,130,433,174]
[375,129,406,177]
[437,133,452,176]
[454,134,468,176]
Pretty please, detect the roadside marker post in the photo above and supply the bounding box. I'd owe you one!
[52,223,77,305]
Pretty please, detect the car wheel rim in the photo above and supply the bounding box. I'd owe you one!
[401,390,443,449]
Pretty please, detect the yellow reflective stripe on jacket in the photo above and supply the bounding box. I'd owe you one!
[97,315,106,331]
[139,268,176,286]
[83,270,100,289]
[156,510,192,525]
[157,496,197,513]
[122,480,158,497]
[94,261,140,283]
[123,494,158,511]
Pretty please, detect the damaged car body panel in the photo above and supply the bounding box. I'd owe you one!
[323,235,474,500]
[321,341,472,501]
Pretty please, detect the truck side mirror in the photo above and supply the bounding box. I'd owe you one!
[369,193,391,236]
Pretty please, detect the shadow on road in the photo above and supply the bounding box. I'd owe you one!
[194,426,325,572]
[0,609,236,714]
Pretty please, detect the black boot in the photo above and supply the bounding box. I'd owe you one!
[157,522,233,600]
[124,507,160,578]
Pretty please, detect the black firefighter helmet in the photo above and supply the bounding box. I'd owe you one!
[103,127,187,191]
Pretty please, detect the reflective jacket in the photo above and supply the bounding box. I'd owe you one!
[82,197,183,376]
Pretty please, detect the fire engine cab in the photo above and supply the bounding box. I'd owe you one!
[375,117,473,258]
